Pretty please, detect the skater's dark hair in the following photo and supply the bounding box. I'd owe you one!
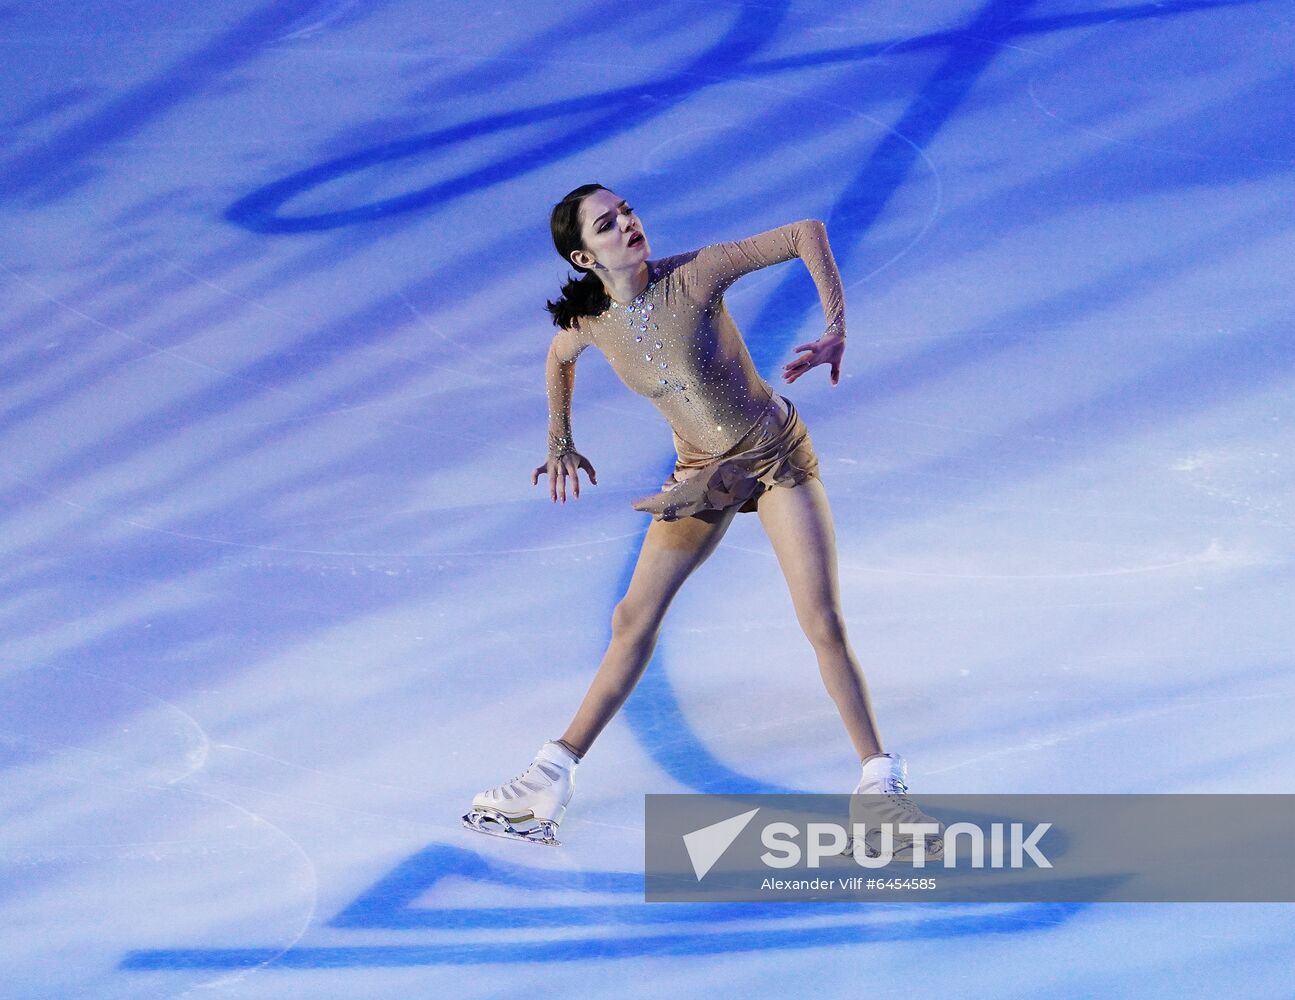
[545,182,612,330]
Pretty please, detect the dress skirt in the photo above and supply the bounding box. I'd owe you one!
[631,392,821,523]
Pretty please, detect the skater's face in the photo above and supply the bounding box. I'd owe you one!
[571,188,649,271]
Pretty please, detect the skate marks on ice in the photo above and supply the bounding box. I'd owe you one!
[121,843,1089,968]
[1024,3,1294,169]
[0,666,319,995]
[0,662,210,784]
[7,461,646,560]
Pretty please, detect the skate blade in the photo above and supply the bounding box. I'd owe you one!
[461,809,561,847]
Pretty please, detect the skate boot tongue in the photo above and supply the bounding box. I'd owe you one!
[856,752,908,794]
[537,740,580,768]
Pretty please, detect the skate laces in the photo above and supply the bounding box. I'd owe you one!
[858,773,934,827]
[491,763,536,795]
[883,776,927,821]
[495,757,562,795]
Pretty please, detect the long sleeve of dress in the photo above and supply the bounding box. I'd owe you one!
[682,219,846,335]
[545,321,592,457]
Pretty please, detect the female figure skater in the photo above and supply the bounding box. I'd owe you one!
[462,183,942,857]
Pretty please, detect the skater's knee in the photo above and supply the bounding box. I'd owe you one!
[799,606,848,650]
[611,597,662,641]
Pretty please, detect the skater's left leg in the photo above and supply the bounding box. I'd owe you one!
[756,476,883,762]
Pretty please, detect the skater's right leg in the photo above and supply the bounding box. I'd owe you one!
[559,504,740,756]
[463,506,738,845]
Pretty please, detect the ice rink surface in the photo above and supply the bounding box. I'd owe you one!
[2,0,1293,996]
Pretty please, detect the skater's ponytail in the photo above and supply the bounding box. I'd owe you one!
[545,183,612,330]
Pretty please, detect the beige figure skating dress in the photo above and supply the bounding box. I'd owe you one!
[548,219,846,523]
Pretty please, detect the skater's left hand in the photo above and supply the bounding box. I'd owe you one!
[782,326,846,385]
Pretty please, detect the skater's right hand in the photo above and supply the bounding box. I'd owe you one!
[533,451,597,504]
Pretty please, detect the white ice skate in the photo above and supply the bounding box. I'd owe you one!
[461,740,579,847]
[842,752,945,863]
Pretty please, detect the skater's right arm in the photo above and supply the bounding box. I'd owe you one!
[534,321,598,504]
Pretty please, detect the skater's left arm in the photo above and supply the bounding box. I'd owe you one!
[685,219,849,386]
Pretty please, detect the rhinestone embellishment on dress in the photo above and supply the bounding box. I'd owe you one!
[614,274,667,379]
[601,265,693,407]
